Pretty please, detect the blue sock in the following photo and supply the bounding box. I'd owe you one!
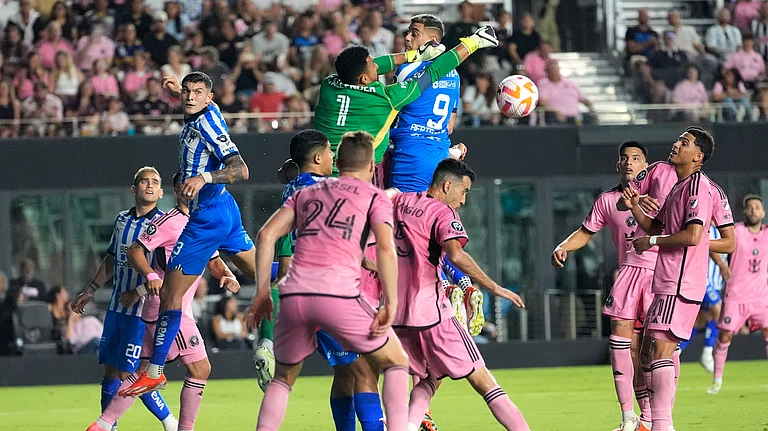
[149,310,183,367]
[140,391,172,421]
[704,320,719,348]
[329,396,355,431]
[101,376,121,427]
[354,392,385,431]
[680,326,699,351]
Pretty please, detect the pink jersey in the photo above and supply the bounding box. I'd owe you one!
[724,223,768,304]
[582,185,639,268]
[704,173,735,228]
[391,192,469,328]
[624,161,679,269]
[279,177,393,297]
[652,171,713,302]
[137,207,211,322]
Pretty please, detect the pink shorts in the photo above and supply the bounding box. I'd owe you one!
[360,246,382,307]
[603,266,654,325]
[394,316,485,380]
[141,316,207,365]
[274,295,393,365]
[645,294,700,341]
[718,301,768,333]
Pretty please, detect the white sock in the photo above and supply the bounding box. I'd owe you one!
[147,364,163,379]
[622,410,637,421]
[96,418,112,430]
[406,424,419,431]
[702,346,713,356]
[258,338,274,351]
[162,414,178,430]
[713,377,723,384]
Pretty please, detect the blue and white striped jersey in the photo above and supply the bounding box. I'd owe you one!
[708,225,725,291]
[178,103,240,210]
[107,207,161,316]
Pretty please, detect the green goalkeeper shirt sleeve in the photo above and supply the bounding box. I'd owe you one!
[275,235,293,258]
[384,49,464,110]
[374,55,397,75]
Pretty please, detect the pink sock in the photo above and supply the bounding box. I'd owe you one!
[649,359,675,431]
[609,335,634,413]
[634,380,651,422]
[255,379,292,431]
[483,386,530,431]
[179,377,206,430]
[713,341,730,380]
[382,365,409,431]
[671,347,680,409]
[100,373,139,425]
[407,379,436,428]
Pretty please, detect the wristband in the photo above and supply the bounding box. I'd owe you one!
[146,272,161,282]
[135,284,148,297]
[201,172,213,183]
[649,236,658,246]
[459,36,479,54]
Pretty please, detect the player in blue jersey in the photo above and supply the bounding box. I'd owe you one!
[121,72,256,397]
[71,167,178,431]
[679,225,728,373]
[389,14,467,194]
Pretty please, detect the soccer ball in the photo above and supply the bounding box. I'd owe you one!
[496,75,539,118]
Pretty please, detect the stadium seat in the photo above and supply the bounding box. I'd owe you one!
[18,302,58,355]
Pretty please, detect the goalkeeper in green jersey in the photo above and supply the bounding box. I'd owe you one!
[314,24,500,186]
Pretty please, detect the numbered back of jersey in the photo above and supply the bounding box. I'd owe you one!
[392,62,460,140]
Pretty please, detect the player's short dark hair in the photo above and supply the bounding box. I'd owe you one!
[172,172,182,188]
[290,129,329,167]
[336,131,373,172]
[335,46,370,85]
[685,126,715,163]
[430,159,476,187]
[743,194,763,207]
[133,166,161,186]
[618,141,648,159]
[182,71,213,91]
[410,14,444,39]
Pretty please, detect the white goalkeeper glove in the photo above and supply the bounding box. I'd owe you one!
[460,25,499,54]
[405,41,446,63]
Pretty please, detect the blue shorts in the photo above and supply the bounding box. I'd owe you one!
[316,330,358,367]
[701,284,722,311]
[99,311,146,373]
[389,143,449,193]
[168,191,254,275]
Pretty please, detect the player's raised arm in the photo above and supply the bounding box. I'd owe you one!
[552,227,594,268]
[206,256,241,294]
[373,40,446,75]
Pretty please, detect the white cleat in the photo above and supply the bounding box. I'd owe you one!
[699,352,714,374]
[447,285,466,329]
[706,381,722,395]
[611,416,639,431]
[253,344,275,392]
[464,286,484,337]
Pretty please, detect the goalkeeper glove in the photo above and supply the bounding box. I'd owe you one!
[405,41,446,63]
[459,25,499,54]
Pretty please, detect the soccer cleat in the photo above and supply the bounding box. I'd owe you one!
[85,423,105,431]
[419,410,438,431]
[253,344,275,392]
[638,419,652,431]
[699,352,714,374]
[611,417,639,431]
[706,381,722,394]
[464,286,484,337]
[446,285,466,328]
[118,370,167,397]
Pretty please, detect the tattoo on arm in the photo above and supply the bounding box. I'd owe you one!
[210,155,249,184]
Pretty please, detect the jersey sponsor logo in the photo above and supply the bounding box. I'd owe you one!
[625,216,637,228]
[146,224,157,236]
[431,80,458,89]
[115,259,132,268]
[450,221,464,232]
[151,391,166,410]
[690,199,699,209]
[155,317,169,347]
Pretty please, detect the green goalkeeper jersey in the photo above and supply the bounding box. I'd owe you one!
[314,51,463,174]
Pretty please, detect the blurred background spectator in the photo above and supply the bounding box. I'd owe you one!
[9,258,47,302]
[212,296,249,350]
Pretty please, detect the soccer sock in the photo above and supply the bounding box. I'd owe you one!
[179,377,206,431]
[354,392,385,431]
[329,396,355,431]
[407,379,436,428]
[671,347,680,409]
[679,327,698,351]
[483,386,530,431]
[713,341,731,380]
[100,374,139,426]
[381,365,409,431]
[256,379,292,431]
[100,376,122,413]
[704,320,719,348]
[140,391,172,421]
[148,310,183,377]
[633,360,651,422]
[649,359,675,431]
[609,335,635,416]
[258,286,280,342]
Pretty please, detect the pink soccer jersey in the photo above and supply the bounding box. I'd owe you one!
[723,223,768,304]
[582,185,641,268]
[652,171,713,302]
[391,192,469,328]
[279,177,393,297]
[705,174,735,228]
[137,207,212,322]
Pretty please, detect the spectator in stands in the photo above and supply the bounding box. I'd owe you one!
[705,8,742,61]
[51,50,83,108]
[625,9,659,73]
[37,22,74,70]
[192,277,208,323]
[494,11,513,69]
[379,0,405,32]
[731,0,761,33]
[184,29,204,69]
[101,96,132,135]
[49,1,77,42]
[538,61,598,125]
[142,11,179,67]
[462,71,501,126]
[369,10,394,52]
[523,40,554,84]
[672,64,710,122]
[290,11,321,70]
[353,25,388,58]
[216,77,246,113]
[323,12,355,59]
[231,50,260,99]
[252,20,290,66]
[130,77,170,135]
[65,304,103,355]
[199,0,230,46]
[645,31,688,96]
[82,0,118,39]
[508,11,542,64]
[121,51,153,101]
[121,0,154,37]
[14,52,50,102]
[713,68,756,121]
[161,45,191,85]
[75,20,115,73]
[249,74,285,129]
[667,9,718,88]
[724,33,766,88]
[279,93,311,131]
[67,81,101,136]
[164,0,190,42]
[89,58,119,98]
[218,18,246,69]
[47,285,71,354]
[1,23,32,77]
[9,0,45,45]
[444,1,481,82]
[212,296,249,350]
[198,46,230,91]
[751,1,768,61]
[0,285,24,356]
[301,45,330,94]
[113,23,145,70]
[0,79,21,137]
[9,258,46,301]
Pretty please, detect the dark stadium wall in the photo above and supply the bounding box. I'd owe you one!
[3,123,768,191]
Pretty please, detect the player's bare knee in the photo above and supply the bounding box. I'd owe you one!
[718,330,733,344]
[104,365,120,379]
[118,371,132,381]
[467,367,497,395]
[274,362,302,387]
[610,319,634,338]
[187,359,212,380]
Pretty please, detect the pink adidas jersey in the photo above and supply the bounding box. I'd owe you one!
[279,177,393,297]
[652,171,713,302]
[624,161,679,269]
[704,173,734,229]
[724,223,768,304]
[582,185,640,268]
[137,207,213,322]
[391,192,469,328]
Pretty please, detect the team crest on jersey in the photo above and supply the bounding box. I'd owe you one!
[146,224,157,236]
[625,216,637,228]
[605,295,615,308]
[724,317,731,324]
[635,170,646,181]
[690,199,698,209]
[754,248,760,256]
[450,221,464,232]
[190,335,199,347]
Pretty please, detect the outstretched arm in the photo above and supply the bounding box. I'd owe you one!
[552,227,594,268]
